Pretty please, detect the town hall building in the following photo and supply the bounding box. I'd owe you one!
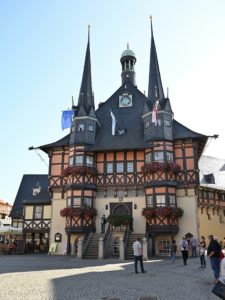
[10,21,225,257]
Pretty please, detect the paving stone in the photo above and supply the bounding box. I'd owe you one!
[0,255,218,299]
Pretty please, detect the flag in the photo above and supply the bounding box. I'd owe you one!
[61,110,74,130]
[152,100,159,126]
[110,110,116,135]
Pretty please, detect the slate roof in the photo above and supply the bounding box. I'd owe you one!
[10,174,51,218]
[38,83,208,154]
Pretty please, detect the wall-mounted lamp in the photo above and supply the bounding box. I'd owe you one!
[134,204,137,210]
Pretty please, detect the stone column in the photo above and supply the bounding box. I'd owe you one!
[142,237,148,261]
[98,237,104,259]
[77,237,83,259]
[119,237,124,260]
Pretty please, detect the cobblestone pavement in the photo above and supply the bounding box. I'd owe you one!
[0,255,219,300]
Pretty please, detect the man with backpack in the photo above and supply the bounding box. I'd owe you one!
[207,234,221,283]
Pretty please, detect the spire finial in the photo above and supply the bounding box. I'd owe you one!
[167,87,169,98]
[88,25,90,41]
[150,15,153,34]
[127,43,129,50]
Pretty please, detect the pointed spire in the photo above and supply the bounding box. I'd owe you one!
[148,16,165,107]
[77,25,95,113]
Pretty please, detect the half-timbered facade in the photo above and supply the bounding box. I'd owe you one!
[11,22,224,256]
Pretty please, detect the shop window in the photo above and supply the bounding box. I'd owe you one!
[157,237,170,256]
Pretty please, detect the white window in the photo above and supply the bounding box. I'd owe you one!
[169,195,176,207]
[145,121,150,128]
[83,197,92,207]
[156,119,161,126]
[69,157,73,165]
[166,152,174,161]
[34,206,42,219]
[78,124,84,131]
[107,163,113,173]
[116,162,124,173]
[165,120,171,127]
[145,153,152,163]
[127,162,134,173]
[154,152,164,162]
[73,198,81,207]
[147,195,154,207]
[75,155,83,165]
[156,195,166,207]
[86,156,93,166]
[88,125,94,131]
[67,198,72,207]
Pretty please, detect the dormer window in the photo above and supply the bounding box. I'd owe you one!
[78,124,84,131]
[33,183,41,196]
[88,125,94,131]
[203,173,215,184]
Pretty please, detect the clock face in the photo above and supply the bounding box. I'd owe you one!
[119,94,132,107]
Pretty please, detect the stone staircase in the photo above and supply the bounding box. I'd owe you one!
[125,233,145,260]
[82,233,104,259]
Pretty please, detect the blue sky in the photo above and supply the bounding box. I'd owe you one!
[1,0,225,204]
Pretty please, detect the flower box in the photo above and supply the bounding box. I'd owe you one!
[60,207,97,218]
[62,165,98,176]
[142,206,183,218]
[141,162,180,174]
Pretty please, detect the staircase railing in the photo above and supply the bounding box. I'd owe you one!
[82,232,93,257]
[123,230,130,258]
[103,223,111,258]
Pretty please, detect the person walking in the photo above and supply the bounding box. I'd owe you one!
[207,234,221,284]
[133,238,146,274]
[191,236,198,258]
[180,237,188,265]
[169,240,177,263]
[198,236,206,268]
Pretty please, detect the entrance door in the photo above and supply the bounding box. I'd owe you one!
[110,203,133,231]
